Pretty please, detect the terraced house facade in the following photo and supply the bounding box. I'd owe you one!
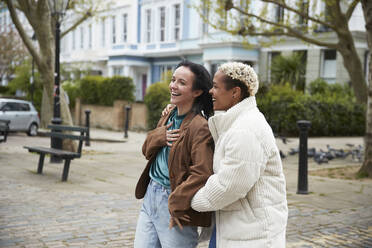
[1,1,369,98]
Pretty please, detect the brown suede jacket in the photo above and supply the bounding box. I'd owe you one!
[135,109,214,227]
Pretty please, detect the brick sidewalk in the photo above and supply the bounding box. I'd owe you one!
[0,132,371,247]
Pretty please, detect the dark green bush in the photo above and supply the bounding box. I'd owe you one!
[271,53,306,92]
[0,85,10,94]
[62,80,80,108]
[257,83,365,136]
[98,76,135,106]
[144,71,171,130]
[77,75,135,106]
[307,78,354,100]
[78,75,104,104]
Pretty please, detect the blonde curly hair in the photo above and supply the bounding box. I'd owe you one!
[218,62,259,96]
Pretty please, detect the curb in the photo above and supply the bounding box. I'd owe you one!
[36,129,127,143]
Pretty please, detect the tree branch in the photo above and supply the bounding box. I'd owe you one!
[61,10,93,38]
[346,0,360,21]
[260,0,336,30]
[4,0,42,66]
[232,5,337,48]
[238,28,338,49]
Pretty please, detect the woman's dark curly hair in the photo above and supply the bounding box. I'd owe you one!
[175,60,214,119]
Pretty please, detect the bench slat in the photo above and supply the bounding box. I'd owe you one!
[47,124,88,132]
[45,132,88,141]
[24,146,80,158]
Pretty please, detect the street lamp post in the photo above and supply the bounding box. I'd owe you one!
[48,0,69,163]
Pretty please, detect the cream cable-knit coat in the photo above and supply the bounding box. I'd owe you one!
[191,97,288,248]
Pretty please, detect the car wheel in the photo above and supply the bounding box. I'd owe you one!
[27,123,38,136]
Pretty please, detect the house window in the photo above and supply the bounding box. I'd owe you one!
[318,2,331,32]
[112,16,116,44]
[88,24,92,48]
[101,18,106,47]
[159,7,166,42]
[174,4,180,41]
[275,5,284,23]
[202,2,209,34]
[80,27,84,49]
[322,50,337,83]
[72,30,76,50]
[113,66,123,76]
[123,14,128,42]
[217,0,227,28]
[145,9,151,43]
[298,0,309,27]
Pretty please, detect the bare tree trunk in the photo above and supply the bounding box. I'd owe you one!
[335,15,368,104]
[360,0,372,177]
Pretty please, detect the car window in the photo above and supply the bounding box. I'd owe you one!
[1,102,21,111]
[19,103,31,111]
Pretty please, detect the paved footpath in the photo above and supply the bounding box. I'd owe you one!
[0,130,372,247]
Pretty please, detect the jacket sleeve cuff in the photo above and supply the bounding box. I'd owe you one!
[191,188,213,212]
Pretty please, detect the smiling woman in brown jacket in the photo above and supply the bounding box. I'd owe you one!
[134,61,214,248]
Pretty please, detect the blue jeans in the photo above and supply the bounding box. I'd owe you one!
[134,179,198,248]
[208,225,216,248]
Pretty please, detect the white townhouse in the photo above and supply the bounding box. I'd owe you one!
[1,1,368,97]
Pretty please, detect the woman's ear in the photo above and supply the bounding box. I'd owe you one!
[232,86,242,100]
[192,89,203,98]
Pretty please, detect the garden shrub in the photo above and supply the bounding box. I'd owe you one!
[98,76,135,106]
[78,75,104,104]
[77,75,135,106]
[0,85,10,94]
[62,80,80,108]
[144,71,171,130]
[257,82,365,136]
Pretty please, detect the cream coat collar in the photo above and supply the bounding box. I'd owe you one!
[208,96,257,142]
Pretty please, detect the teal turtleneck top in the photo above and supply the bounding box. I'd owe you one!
[149,108,186,188]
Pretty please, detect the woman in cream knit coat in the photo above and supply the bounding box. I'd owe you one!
[190,62,288,248]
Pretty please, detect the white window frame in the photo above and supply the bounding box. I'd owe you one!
[101,18,106,47]
[201,2,209,35]
[174,4,180,41]
[159,7,166,42]
[321,49,337,84]
[122,13,128,43]
[145,9,152,43]
[80,26,84,49]
[112,16,116,44]
[72,30,76,50]
[113,66,123,76]
[88,24,92,49]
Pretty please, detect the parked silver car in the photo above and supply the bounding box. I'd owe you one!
[0,98,40,136]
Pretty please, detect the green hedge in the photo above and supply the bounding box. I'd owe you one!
[78,76,104,105]
[144,71,172,130]
[98,76,135,105]
[64,75,135,107]
[144,81,170,130]
[257,82,365,136]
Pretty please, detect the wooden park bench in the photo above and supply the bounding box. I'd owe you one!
[0,120,10,143]
[24,124,88,181]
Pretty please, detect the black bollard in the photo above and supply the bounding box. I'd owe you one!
[124,105,131,138]
[85,109,91,146]
[297,120,311,194]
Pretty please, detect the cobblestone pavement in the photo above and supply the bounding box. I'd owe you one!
[0,176,210,248]
[0,132,371,247]
[1,174,371,247]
